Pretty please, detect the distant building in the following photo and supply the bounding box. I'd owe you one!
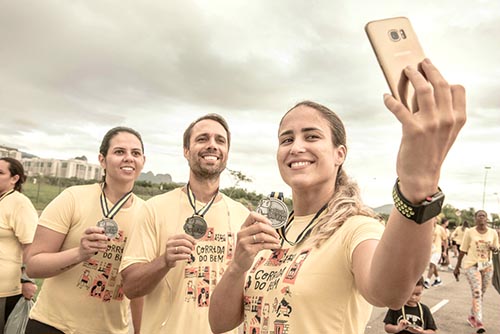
[0,145,22,160]
[22,156,103,181]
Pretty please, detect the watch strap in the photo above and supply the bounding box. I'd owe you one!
[392,179,445,224]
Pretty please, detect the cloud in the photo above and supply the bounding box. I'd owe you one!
[1,0,499,213]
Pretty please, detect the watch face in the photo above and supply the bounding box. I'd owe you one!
[418,192,445,224]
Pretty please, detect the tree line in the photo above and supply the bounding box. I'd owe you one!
[24,175,499,229]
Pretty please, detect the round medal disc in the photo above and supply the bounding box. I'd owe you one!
[184,215,208,239]
[256,197,289,229]
[97,218,119,239]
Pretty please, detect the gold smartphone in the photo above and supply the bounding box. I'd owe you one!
[365,17,425,112]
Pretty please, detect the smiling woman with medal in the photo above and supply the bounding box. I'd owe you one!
[24,127,146,334]
[120,114,249,334]
[210,60,467,334]
[0,158,38,333]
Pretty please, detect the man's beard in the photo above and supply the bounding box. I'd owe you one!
[189,160,226,180]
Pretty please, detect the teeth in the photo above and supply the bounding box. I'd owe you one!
[121,167,134,171]
[203,156,218,161]
[291,161,310,168]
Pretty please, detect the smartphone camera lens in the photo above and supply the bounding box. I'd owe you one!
[388,29,400,41]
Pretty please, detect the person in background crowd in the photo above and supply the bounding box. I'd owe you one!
[454,210,499,333]
[451,220,469,257]
[383,276,437,333]
[0,157,38,334]
[424,219,448,288]
[25,127,146,334]
[439,218,451,269]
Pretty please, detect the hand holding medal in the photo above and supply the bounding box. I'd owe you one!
[164,234,196,268]
[230,212,281,274]
[79,226,109,260]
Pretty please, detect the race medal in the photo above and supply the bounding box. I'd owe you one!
[97,218,119,239]
[184,215,208,239]
[256,197,289,229]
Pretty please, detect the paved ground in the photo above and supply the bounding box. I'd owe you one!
[365,256,500,334]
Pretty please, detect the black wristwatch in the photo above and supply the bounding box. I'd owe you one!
[392,179,445,224]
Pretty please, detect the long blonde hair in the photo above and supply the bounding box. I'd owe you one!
[281,101,380,247]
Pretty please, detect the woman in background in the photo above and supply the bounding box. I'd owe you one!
[0,157,38,334]
[454,210,499,333]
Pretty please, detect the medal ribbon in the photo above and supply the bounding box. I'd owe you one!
[187,182,218,217]
[270,191,284,201]
[100,183,133,219]
[0,189,15,202]
[278,203,328,247]
[401,302,424,328]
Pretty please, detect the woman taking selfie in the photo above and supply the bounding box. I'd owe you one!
[209,59,466,334]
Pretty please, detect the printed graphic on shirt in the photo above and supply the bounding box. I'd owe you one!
[76,229,126,302]
[243,248,311,334]
[475,240,492,261]
[182,231,235,308]
[397,314,423,328]
[283,250,309,284]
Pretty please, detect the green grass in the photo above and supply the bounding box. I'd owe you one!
[23,181,65,212]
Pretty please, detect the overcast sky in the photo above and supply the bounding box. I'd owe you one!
[1,0,499,214]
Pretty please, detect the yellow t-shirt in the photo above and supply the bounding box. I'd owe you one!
[0,191,38,297]
[451,227,468,244]
[431,224,447,254]
[30,183,144,334]
[461,227,499,269]
[243,215,384,334]
[120,187,249,334]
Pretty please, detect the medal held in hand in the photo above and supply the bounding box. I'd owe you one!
[184,183,217,239]
[184,215,208,239]
[98,183,133,240]
[256,192,289,229]
[97,218,119,239]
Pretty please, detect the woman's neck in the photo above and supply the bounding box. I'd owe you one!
[292,186,334,216]
[0,187,15,198]
[103,180,134,204]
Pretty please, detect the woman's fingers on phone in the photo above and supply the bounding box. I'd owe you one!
[404,64,434,113]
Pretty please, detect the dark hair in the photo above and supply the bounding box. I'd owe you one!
[183,114,231,150]
[462,220,469,229]
[0,157,27,192]
[99,126,144,157]
[279,101,378,247]
[416,276,425,287]
[475,210,487,218]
